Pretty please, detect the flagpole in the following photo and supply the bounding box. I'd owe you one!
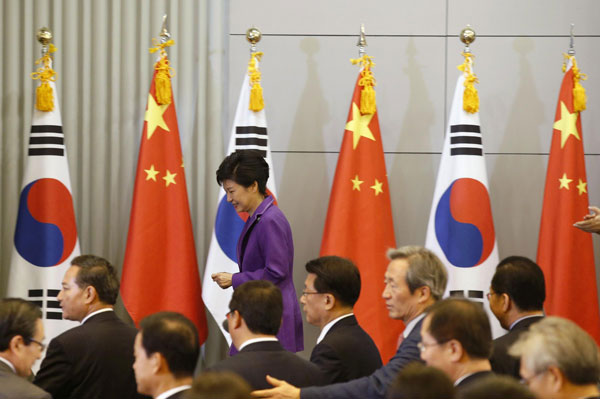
[568,23,575,55]
[357,23,367,57]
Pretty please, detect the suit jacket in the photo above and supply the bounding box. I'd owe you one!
[310,315,382,383]
[455,370,495,389]
[211,341,325,390]
[34,310,140,399]
[301,316,424,399]
[232,196,303,352]
[163,387,189,399]
[490,315,544,378]
[0,361,51,399]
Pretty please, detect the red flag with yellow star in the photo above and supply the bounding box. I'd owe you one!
[121,53,207,343]
[537,58,600,343]
[320,57,402,361]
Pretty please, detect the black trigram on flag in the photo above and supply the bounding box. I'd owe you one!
[28,288,63,320]
[28,125,65,157]
[449,289,485,308]
[235,126,268,158]
[450,124,482,156]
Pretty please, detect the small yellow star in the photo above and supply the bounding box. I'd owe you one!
[144,165,159,182]
[577,179,587,195]
[145,94,170,140]
[351,174,364,191]
[558,173,572,190]
[163,170,177,187]
[345,102,376,150]
[370,179,383,196]
[553,101,580,149]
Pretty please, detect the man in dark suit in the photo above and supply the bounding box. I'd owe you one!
[419,298,494,390]
[251,246,448,399]
[487,256,545,378]
[0,298,51,399]
[34,255,140,399]
[211,280,325,390]
[133,312,199,399]
[301,256,381,383]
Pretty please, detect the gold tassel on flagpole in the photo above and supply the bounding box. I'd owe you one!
[350,54,377,115]
[248,51,264,112]
[457,52,479,113]
[149,38,175,105]
[563,53,587,112]
[31,43,57,112]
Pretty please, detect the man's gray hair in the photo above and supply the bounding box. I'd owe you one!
[386,246,448,301]
[509,316,600,385]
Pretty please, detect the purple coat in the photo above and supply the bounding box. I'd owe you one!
[232,196,304,352]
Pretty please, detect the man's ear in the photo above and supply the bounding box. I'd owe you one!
[546,365,564,392]
[447,339,464,362]
[500,293,511,312]
[9,334,25,353]
[417,286,432,303]
[324,294,335,311]
[150,352,164,374]
[83,285,98,304]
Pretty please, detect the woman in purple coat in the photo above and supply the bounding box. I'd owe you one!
[211,150,303,352]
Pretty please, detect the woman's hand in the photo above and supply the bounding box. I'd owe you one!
[211,272,233,289]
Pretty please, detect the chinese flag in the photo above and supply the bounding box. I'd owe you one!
[121,65,207,343]
[321,68,403,362]
[537,60,600,344]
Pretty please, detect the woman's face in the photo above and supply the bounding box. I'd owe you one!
[223,179,262,215]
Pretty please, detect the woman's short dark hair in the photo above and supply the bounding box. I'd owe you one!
[305,256,361,307]
[216,150,269,195]
[0,298,42,351]
[71,255,120,305]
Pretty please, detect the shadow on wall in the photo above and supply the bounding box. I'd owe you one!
[279,37,331,358]
[391,37,437,246]
[489,37,547,259]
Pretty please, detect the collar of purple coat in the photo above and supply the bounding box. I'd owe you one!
[250,195,275,222]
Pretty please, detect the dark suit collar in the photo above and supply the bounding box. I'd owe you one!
[455,370,494,387]
[327,314,357,332]
[510,315,544,331]
[82,308,117,324]
[239,340,284,353]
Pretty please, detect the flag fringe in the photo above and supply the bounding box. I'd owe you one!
[150,38,175,105]
[457,52,479,113]
[31,44,57,112]
[563,54,587,112]
[248,52,264,112]
[351,54,377,115]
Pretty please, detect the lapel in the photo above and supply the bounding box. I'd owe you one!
[236,196,274,267]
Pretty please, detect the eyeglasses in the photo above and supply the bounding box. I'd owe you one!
[417,340,448,353]
[520,370,547,386]
[27,338,46,351]
[301,291,322,297]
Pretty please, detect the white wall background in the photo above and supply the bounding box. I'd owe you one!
[227,0,600,360]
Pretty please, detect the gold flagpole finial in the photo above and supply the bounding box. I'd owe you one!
[32,27,56,111]
[246,26,262,53]
[36,27,53,56]
[357,23,367,57]
[460,25,476,53]
[160,14,170,44]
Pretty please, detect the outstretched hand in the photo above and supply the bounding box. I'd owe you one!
[251,375,301,399]
[574,206,600,234]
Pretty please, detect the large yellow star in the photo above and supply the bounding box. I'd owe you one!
[351,174,364,191]
[577,179,587,195]
[144,165,159,182]
[558,173,572,190]
[163,170,177,187]
[145,94,170,140]
[553,101,580,149]
[370,179,383,196]
[345,102,375,150]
